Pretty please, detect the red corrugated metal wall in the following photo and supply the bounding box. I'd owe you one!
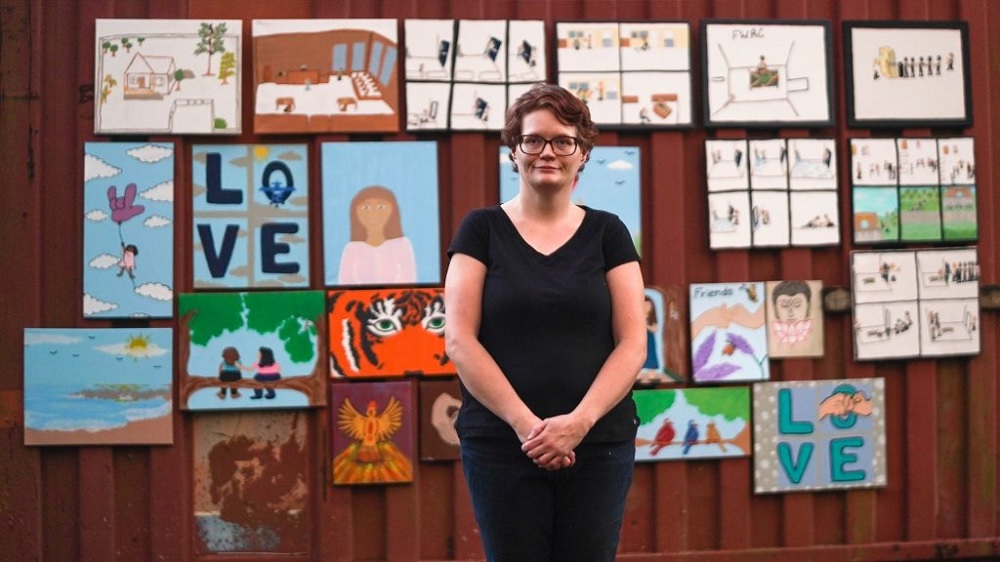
[1,0,998,560]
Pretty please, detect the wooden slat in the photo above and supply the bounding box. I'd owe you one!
[79,448,116,560]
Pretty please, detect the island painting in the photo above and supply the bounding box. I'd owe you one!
[23,328,173,446]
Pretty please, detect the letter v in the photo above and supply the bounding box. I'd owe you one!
[197,224,239,278]
[777,442,813,484]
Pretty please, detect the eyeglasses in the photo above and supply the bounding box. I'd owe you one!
[518,135,580,156]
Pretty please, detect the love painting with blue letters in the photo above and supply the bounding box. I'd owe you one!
[753,378,887,493]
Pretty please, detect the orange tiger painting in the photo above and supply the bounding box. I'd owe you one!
[327,288,454,378]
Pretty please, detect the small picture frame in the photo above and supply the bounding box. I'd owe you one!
[701,20,834,128]
[844,21,972,128]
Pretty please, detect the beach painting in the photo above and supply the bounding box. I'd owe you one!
[634,387,751,461]
[327,288,453,378]
[331,380,415,485]
[500,146,641,254]
[689,282,769,383]
[193,411,309,554]
[178,291,326,411]
[322,142,440,286]
[754,378,887,493]
[95,19,242,134]
[83,142,174,318]
[192,144,310,289]
[23,328,173,446]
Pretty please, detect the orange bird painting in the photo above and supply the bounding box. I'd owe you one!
[333,393,413,485]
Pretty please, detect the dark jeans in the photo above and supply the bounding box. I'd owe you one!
[460,436,634,562]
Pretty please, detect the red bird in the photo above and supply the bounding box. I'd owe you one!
[650,418,675,455]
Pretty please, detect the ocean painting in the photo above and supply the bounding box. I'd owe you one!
[23,328,173,446]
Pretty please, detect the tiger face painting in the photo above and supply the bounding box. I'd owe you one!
[327,288,454,378]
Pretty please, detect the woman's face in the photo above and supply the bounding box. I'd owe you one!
[356,197,393,235]
[512,109,587,190]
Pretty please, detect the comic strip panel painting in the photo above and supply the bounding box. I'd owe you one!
[850,138,898,186]
[192,144,309,289]
[193,411,308,553]
[253,19,399,134]
[706,139,749,192]
[915,247,979,300]
[844,22,971,128]
[323,142,440,286]
[896,138,939,186]
[941,186,978,241]
[708,192,752,249]
[331,380,415,485]
[453,20,507,83]
[753,378,887,493]
[24,328,173,446]
[852,187,899,244]
[766,280,824,358]
[919,298,980,356]
[419,378,462,461]
[851,250,918,305]
[790,191,839,246]
[83,142,174,318]
[749,139,788,190]
[789,138,837,190]
[95,19,242,134]
[500,146,642,254]
[689,282,769,383]
[634,387,750,461]
[853,301,920,360]
[750,191,790,247]
[899,187,942,242]
[702,20,833,127]
[938,137,976,185]
[327,288,453,379]
[178,291,326,411]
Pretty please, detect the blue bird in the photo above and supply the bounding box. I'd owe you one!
[682,420,699,455]
[260,181,295,207]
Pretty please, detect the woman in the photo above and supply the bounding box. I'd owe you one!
[338,185,417,285]
[444,83,646,562]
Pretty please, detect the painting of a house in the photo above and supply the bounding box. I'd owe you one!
[124,53,176,98]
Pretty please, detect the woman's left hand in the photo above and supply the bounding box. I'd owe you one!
[521,414,590,469]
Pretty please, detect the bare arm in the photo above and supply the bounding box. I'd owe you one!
[444,254,553,447]
[521,260,646,466]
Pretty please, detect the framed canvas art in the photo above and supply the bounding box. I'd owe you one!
[634,387,751,461]
[178,291,327,410]
[754,378,887,493]
[95,19,242,134]
[636,286,684,385]
[83,142,174,318]
[327,288,453,379]
[765,280,824,358]
[24,328,173,446]
[418,378,462,461]
[556,21,693,129]
[322,142,440,286]
[191,144,310,289]
[702,20,833,128]
[844,21,971,128]
[689,282,769,383]
[253,19,400,134]
[331,380,415,485]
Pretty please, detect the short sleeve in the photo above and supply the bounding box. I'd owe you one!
[601,212,640,271]
[447,208,492,265]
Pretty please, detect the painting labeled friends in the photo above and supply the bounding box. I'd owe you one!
[178,291,326,410]
[690,282,769,383]
[754,378,887,493]
[192,144,310,288]
[327,288,453,378]
[83,142,174,318]
[331,381,415,485]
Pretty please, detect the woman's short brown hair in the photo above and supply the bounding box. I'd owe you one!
[501,83,598,173]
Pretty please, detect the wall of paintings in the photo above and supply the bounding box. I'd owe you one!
[8,1,996,560]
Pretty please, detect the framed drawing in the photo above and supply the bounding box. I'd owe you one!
[844,21,971,128]
[95,19,242,135]
[253,19,400,134]
[689,282,769,383]
[701,20,833,128]
[556,21,693,129]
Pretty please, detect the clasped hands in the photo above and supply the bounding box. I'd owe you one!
[518,413,589,471]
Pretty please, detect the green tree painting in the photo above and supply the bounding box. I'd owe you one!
[217,51,236,85]
[194,22,228,76]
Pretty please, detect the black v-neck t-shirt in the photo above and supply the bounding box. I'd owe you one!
[448,205,640,443]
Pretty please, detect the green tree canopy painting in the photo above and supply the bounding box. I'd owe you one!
[634,388,749,423]
[179,291,322,363]
[194,22,228,76]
